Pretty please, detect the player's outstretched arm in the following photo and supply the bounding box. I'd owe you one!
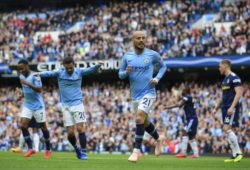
[80,61,103,76]
[165,101,185,109]
[15,87,23,101]
[155,60,167,81]
[165,105,178,109]
[118,57,131,79]
[38,70,59,78]
[20,79,42,93]
[151,54,167,84]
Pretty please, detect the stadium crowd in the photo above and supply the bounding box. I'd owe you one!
[0,0,250,64]
[0,81,249,155]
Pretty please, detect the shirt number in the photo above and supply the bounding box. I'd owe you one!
[142,98,151,107]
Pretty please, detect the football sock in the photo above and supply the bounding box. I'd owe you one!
[79,132,87,152]
[134,124,145,149]
[18,133,25,149]
[227,129,242,157]
[41,129,51,151]
[189,139,198,157]
[145,123,159,140]
[181,136,189,155]
[68,134,77,149]
[21,128,33,149]
[33,132,40,151]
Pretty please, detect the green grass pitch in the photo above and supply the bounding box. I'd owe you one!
[0,151,249,170]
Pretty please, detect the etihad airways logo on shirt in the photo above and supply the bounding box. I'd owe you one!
[132,66,150,72]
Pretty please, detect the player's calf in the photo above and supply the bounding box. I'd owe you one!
[155,135,164,156]
[40,123,51,152]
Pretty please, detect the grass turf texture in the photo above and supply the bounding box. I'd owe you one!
[0,151,249,170]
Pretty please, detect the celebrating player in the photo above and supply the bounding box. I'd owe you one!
[11,117,40,154]
[17,59,51,158]
[38,57,103,160]
[119,30,167,162]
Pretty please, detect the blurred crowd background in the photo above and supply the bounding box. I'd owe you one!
[0,0,249,63]
[0,81,249,154]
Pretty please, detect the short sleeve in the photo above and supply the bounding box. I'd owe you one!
[231,76,241,88]
[152,51,161,64]
[33,75,42,87]
[182,96,189,104]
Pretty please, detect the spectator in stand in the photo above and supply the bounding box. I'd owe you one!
[1,0,249,64]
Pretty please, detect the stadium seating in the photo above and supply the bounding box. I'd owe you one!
[0,0,249,64]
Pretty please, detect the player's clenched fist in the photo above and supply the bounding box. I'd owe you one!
[150,78,159,85]
[20,79,31,86]
[15,87,23,100]
[126,65,132,74]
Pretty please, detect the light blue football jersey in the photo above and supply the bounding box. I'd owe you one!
[119,48,167,100]
[39,65,101,106]
[19,73,44,110]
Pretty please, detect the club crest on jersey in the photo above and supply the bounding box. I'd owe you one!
[143,58,149,63]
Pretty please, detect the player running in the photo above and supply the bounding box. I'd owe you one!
[119,30,167,162]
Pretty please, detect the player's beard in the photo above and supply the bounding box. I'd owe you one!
[138,43,145,49]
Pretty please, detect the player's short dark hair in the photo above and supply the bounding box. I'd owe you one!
[18,59,29,65]
[63,57,74,64]
[220,59,231,68]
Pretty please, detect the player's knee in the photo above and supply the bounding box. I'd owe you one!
[39,123,47,131]
[21,120,29,130]
[67,126,75,136]
[20,118,29,127]
[182,130,187,136]
[33,128,39,133]
[21,124,28,130]
[136,111,146,124]
[76,126,83,133]
[136,116,144,124]
[188,134,195,140]
[67,131,74,137]
[144,118,150,127]
[76,123,85,133]
[223,125,231,132]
